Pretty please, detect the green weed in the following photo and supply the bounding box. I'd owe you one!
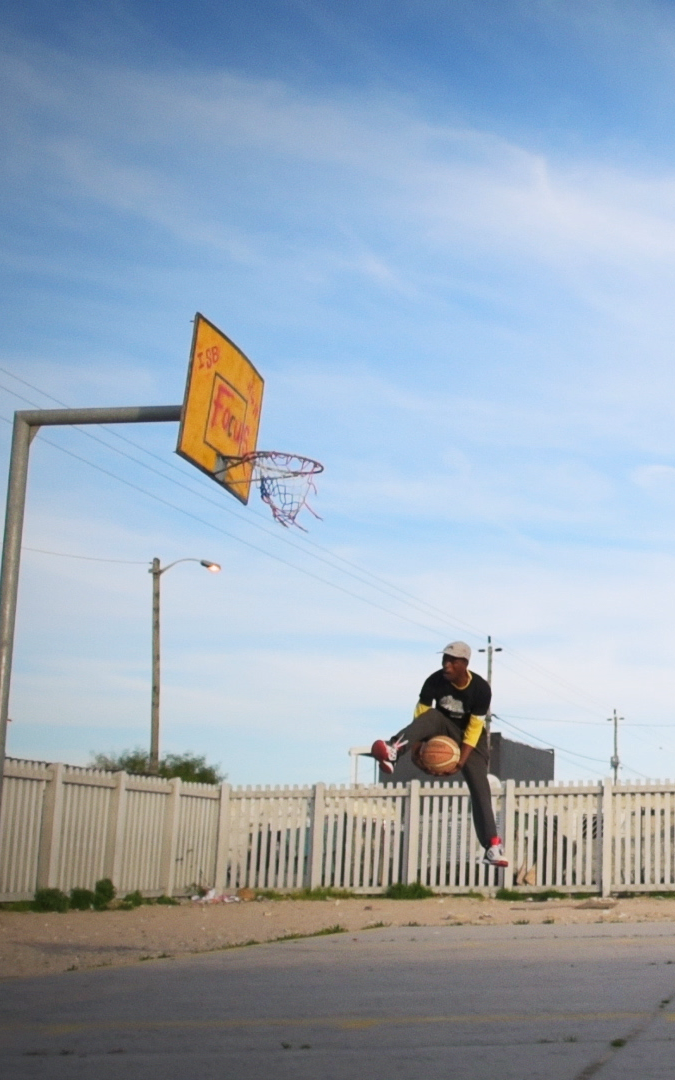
[385,882,434,900]
[277,924,346,941]
[495,888,566,902]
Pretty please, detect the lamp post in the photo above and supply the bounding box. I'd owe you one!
[149,557,220,774]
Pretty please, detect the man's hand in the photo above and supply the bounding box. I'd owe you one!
[410,741,424,769]
[445,743,473,775]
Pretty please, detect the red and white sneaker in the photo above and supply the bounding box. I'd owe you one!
[483,839,509,867]
[371,737,408,774]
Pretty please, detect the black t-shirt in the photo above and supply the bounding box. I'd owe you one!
[418,669,491,733]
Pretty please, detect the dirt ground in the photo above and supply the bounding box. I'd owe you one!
[2,894,675,980]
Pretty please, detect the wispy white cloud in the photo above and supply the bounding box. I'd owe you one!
[6,20,675,786]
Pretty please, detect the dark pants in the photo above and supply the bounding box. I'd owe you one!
[392,708,498,849]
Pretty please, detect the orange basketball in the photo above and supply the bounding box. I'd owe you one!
[417,735,461,776]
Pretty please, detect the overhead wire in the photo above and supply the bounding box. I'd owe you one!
[498,712,675,728]
[492,712,649,778]
[0,413,461,637]
[0,368,661,770]
[0,372,620,716]
[0,366,487,628]
[0,374,482,635]
[0,362,625,716]
[23,547,149,565]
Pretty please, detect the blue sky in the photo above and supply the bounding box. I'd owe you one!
[2,0,675,785]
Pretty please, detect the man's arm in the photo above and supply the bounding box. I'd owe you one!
[413,673,437,720]
[453,714,485,770]
[413,701,432,720]
[452,681,491,772]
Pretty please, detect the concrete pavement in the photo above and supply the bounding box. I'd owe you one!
[2,922,675,1078]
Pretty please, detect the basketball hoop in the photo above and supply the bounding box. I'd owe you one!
[231,451,324,530]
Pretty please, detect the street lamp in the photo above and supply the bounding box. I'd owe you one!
[149,557,221,774]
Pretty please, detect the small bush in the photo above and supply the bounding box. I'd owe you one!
[93,878,116,909]
[123,891,144,908]
[155,894,179,905]
[34,888,70,913]
[385,882,434,900]
[70,888,96,911]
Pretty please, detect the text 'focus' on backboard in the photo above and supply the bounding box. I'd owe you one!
[176,313,264,504]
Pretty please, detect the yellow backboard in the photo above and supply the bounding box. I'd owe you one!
[176,314,264,504]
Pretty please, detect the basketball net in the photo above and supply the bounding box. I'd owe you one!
[239,451,324,530]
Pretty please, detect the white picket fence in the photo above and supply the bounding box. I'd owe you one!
[2,758,675,901]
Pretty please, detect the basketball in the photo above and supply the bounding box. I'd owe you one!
[417,735,461,776]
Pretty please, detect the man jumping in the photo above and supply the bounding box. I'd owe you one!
[371,641,508,867]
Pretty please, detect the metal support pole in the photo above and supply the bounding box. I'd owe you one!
[0,404,182,827]
[150,558,161,775]
[0,415,34,824]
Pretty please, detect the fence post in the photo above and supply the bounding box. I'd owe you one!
[36,762,65,889]
[501,779,516,890]
[403,779,421,884]
[213,782,231,893]
[600,778,613,897]
[103,770,127,889]
[309,783,325,889]
[160,777,182,897]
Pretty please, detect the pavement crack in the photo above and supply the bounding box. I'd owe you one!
[573,991,675,1080]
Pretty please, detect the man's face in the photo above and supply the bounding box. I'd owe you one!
[442,654,468,683]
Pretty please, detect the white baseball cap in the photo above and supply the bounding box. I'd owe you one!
[441,641,471,661]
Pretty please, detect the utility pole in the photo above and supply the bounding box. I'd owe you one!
[150,558,161,775]
[478,635,502,744]
[608,708,622,783]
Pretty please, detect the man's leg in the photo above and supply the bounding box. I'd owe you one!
[390,707,455,751]
[371,709,452,772]
[459,750,498,850]
[407,716,499,850]
[373,715,507,862]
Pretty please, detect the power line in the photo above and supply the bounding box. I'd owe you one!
[0,414,458,636]
[23,547,148,565]
[0,368,624,712]
[498,711,675,728]
[492,712,648,778]
[0,370,658,767]
[0,367,640,727]
[0,375,480,635]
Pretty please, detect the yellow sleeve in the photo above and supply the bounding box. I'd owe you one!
[462,714,486,748]
[414,702,432,720]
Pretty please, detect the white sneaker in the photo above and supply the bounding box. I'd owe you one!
[483,841,508,867]
[371,737,408,775]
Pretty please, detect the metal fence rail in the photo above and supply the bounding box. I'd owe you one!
[2,758,675,901]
